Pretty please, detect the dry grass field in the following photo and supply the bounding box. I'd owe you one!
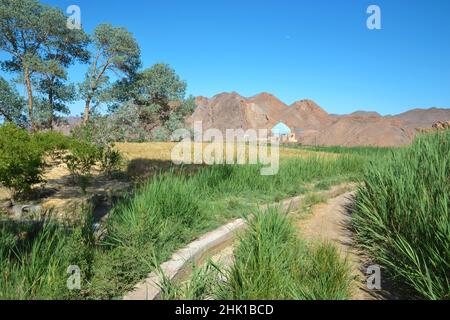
[115,142,336,162]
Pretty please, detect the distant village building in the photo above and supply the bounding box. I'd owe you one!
[271,122,297,143]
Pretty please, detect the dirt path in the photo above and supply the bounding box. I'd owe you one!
[295,191,383,300]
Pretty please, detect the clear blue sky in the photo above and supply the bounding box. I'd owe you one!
[4,0,450,116]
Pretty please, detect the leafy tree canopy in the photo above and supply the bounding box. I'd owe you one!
[0,0,90,129]
[80,23,141,123]
[0,76,26,125]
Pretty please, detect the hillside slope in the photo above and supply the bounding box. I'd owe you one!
[187,92,450,147]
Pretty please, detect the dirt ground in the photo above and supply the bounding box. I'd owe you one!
[296,191,388,300]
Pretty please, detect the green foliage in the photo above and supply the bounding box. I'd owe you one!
[0,151,366,299]
[0,213,97,300]
[0,221,68,299]
[71,117,116,147]
[353,130,450,300]
[0,0,90,128]
[131,63,187,105]
[0,76,26,125]
[218,208,351,300]
[0,123,44,197]
[160,208,352,300]
[99,147,122,177]
[33,130,71,155]
[108,63,196,140]
[33,82,76,130]
[70,120,123,176]
[64,141,99,192]
[80,23,141,122]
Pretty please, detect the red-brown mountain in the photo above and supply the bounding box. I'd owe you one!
[187,92,450,147]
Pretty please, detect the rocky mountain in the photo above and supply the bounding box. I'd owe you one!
[187,92,450,147]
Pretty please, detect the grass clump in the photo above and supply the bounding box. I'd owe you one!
[161,208,352,300]
[352,130,450,300]
[218,208,352,300]
[0,216,95,300]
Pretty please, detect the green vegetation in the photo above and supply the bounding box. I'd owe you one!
[0,215,96,299]
[84,156,362,299]
[0,76,26,126]
[287,144,395,158]
[353,130,450,300]
[34,131,71,154]
[0,122,123,196]
[1,118,447,301]
[0,0,89,130]
[218,208,352,300]
[64,141,99,192]
[0,153,362,299]
[0,1,195,140]
[160,208,352,300]
[80,23,141,124]
[0,123,45,197]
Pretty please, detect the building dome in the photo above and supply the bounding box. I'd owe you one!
[271,122,291,136]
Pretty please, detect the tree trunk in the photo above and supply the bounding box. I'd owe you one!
[48,87,54,129]
[24,68,34,130]
[83,96,92,124]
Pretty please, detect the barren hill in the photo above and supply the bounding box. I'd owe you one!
[187,92,450,147]
[392,108,450,129]
[188,92,288,132]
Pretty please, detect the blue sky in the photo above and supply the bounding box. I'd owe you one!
[3,0,450,116]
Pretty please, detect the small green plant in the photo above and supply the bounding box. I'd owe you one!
[33,131,70,153]
[99,145,122,177]
[0,123,45,198]
[64,141,99,192]
[33,130,71,162]
[71,120,123,177]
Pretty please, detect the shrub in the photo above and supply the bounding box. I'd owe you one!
[64,140,99,192]
[33,131,71,153]
[99,145,122,177]
[353,130,450,300]
[33,131,71,161]
[71,117,116,148]
[0,123,44,198]
[71,120,123,177]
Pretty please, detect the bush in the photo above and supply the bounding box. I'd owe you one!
[0,123,44,198]
[64,140,99,192]
[71,121,123,177]
[99,145,122,177]
[33,131,71,153]
[353,130,450,300]
[33,131,71,162]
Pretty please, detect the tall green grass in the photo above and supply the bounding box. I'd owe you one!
[217,208,352,300]
[0,218,94,299]
[0,153,364,299]
[352,130,450,299]
[160,208,352,300]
